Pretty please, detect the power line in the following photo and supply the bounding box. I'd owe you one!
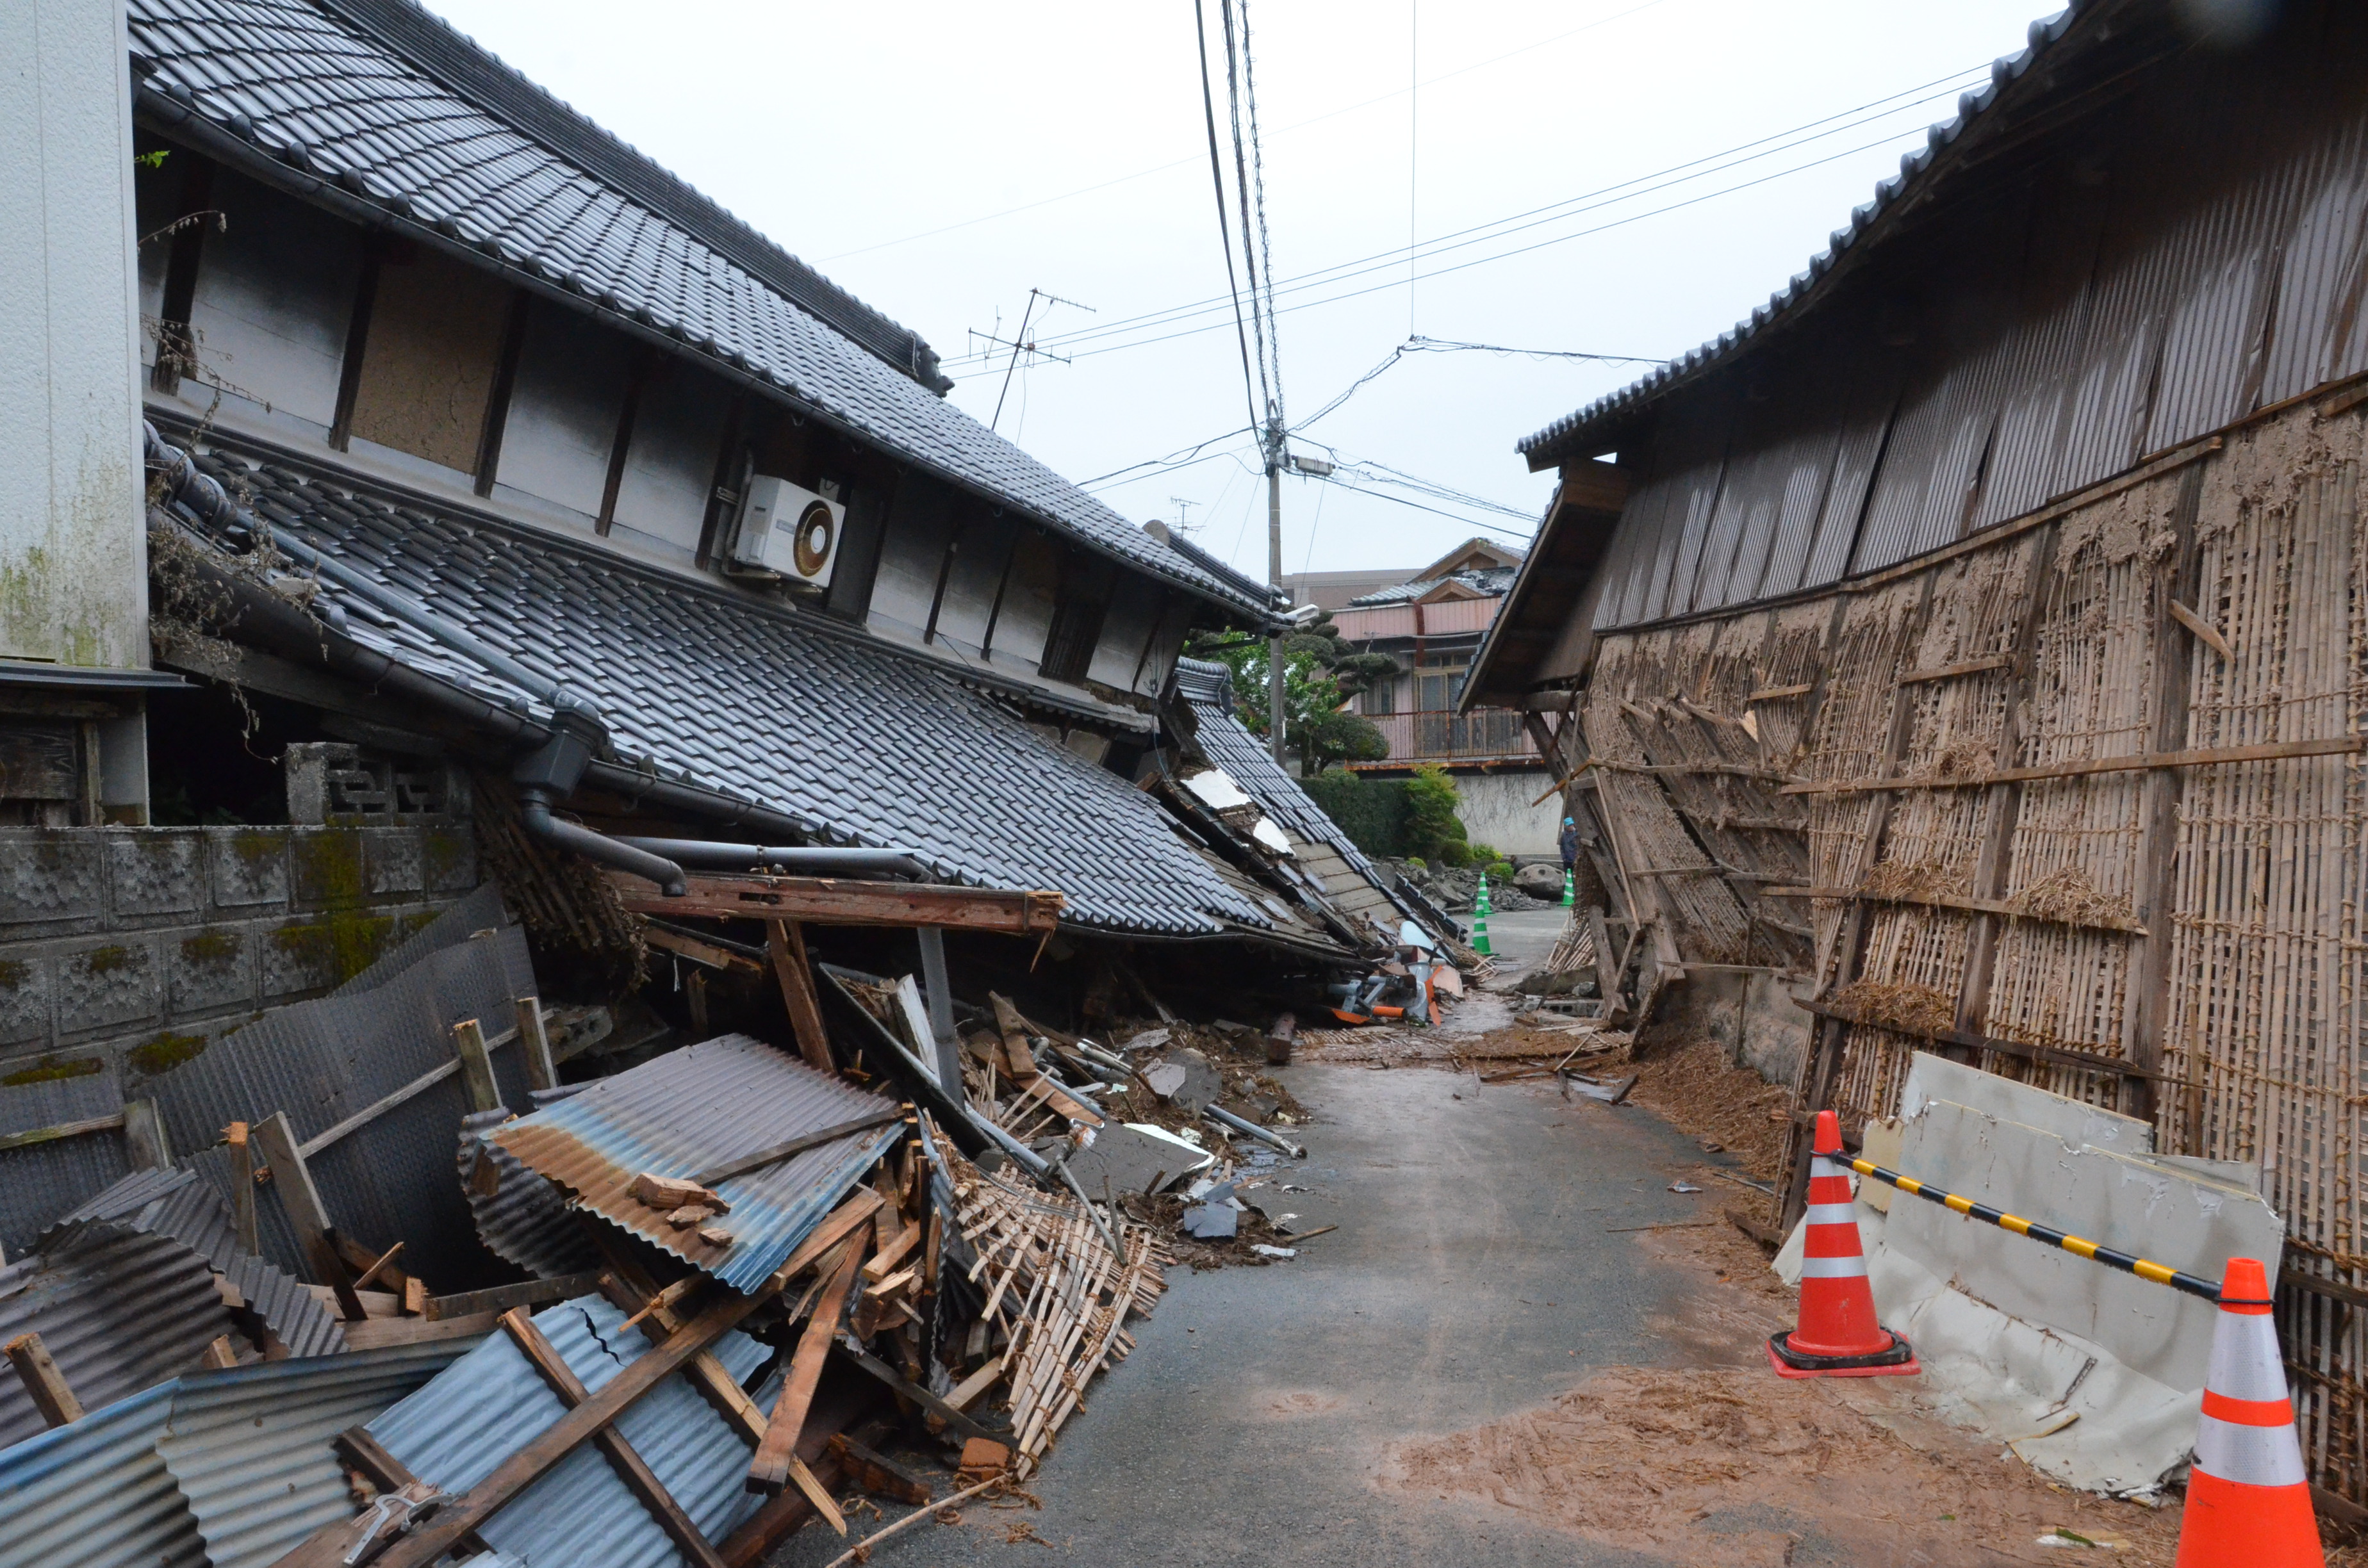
[816,0,1680,265]
[1192,0,1263,441]
[1292,336,1663,433]
[939,63,1989,372]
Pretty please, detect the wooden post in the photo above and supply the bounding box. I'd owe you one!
[252,1111,368,1321]
[452,1018,502,1113]
[766,920,834,1073]
[515,996,558,1092]
[201,1336,239,1371]
[121,1098,170,1170]
[2123,464,2208,1125]
[5,1332,84,1426]
[500,1308,730,1568]
[748,1239,865,1495]
[225,1121,258,1256]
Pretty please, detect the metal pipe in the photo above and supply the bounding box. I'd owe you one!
[516,790,686,895]
[611,838,930,880]
[1204,1104,1305,1159]
[144,425,594,722]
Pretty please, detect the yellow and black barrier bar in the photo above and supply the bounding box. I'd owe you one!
[1840,1154,2223,1303]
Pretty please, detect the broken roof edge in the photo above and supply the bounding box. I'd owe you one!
[130,98,1274,625]
[1514,3,2093,467]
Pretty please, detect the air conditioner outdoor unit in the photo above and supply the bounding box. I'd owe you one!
[729,475,841,589]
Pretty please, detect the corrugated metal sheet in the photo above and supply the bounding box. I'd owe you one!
[0,1232,230,1453]
[157,1342,469,1568]
[0,1071,127,1262]
[156,923,540,1289]
[494,1036,898,1292]
[367,1295,775,1568]
[222,1254,347,1361]
[458,1109,602,1282]
[1546,3,2368,639]
[38,1165,240,1271]
[339,883,511,996]
[0,1382,206,1568]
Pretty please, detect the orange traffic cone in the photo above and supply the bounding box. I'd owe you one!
[2175,1257,2321,1565]
[1768,1109,1920,1378]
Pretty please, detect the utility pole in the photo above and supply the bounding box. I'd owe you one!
[1267,435,1287,767]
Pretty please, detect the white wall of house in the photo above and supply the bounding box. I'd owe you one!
[1452,769,1561,857]
[177,172,359,439]
[0,0,148,669]
[611,365,728,557]
[493,306,628,527]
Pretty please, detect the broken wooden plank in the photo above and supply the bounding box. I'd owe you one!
[226,1120,258,1255]
[501,1308,728,1568]
[609,871,1065,935]
[201,1336,239,1371]
[1895,651,2016,685]
[825,1433,932,1505]
[828,1342,1002,1444]
[423,1271,607,1322]
[352,1240,406,1291]
[690,1107,903,1188]
[516,995,559,1093]
[452,1018,501,1115]
[371,1283,791,1568]
[5,1332,83,1426]
[252,1111,368,1321]
[748,1239,866,1496]
[0,1111,124,1153]
[1758,884,2148,936]
[645,923,768,974]
[767,920,836,1074]
[342,1311,502,1350]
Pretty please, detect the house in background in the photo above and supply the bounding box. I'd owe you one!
[1327,537,1559,855]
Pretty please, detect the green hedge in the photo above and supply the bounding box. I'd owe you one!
[1302,770,1411,859]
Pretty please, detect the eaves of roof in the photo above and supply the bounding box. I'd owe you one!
[1517,3,2096,468]
[125,0,1278,624]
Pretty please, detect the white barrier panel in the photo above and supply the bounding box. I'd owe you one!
[1778,1052,2282,1495]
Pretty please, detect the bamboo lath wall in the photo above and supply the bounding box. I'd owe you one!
[1561,400,2368,1497]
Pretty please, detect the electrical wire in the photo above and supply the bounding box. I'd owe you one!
[1291,336,1663,432]
[1192,0,1263,439]
[939,63,1989,372]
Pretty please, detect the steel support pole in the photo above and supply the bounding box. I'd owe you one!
[1267,455,1285,765]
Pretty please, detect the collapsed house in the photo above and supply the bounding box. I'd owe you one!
[0,0,1473,1559]
[1465,0,2368,1505]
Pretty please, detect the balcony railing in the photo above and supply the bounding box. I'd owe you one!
[1360,708,1529,762]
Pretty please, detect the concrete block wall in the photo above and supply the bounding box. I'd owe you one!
[0,823,479,1091]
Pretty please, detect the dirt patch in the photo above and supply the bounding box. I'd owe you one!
[1623,1037,1793,1185]
[1260,1390,1345,1419]
[1380,1218,2187,1566]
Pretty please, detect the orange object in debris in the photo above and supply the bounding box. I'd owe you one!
[1768,1110,1919,1379]
[1371,1004,1405,1018]
[2174,1257,2322,1566]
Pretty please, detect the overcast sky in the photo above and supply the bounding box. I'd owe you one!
[420,0,2050,581]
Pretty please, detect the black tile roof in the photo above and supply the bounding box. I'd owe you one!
[177,435,1270,937]
[127,0,1275,619]
[1344,566,1518,607]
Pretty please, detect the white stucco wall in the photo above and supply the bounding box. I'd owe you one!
[0,0,148,667]
[1452,768,1562,858]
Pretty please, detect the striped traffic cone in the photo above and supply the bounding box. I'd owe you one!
[2175,1257,2321,1566]
[1768,1109,1919,1378]
[1560,868,1575,908]
[1471,873,1493,956]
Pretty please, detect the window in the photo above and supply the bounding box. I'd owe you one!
[1038,552,1114,684]
[1361,678,1395,716]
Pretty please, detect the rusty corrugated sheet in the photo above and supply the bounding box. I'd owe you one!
[493,1036,900,1292]
[0,1231,230,1452]
[457,1109,602,1281]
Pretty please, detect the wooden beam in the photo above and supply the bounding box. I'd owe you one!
[748,1239,865,1495]
[5,1332,83,1427]
[1759,885,2147,936]
[691,1108,902,1188]
[352,1240,406,1291]
[423,1272,607,1322]
[225,1121,258,1255]
[1782,733,2367,796]
[1794,997,2170,1084]
[828,1343,1003,1444]
[0,1112,124,1153]
[610,871,1065,935]
[767,920,835,1073]
[372,1284,788,1568]
[500,1309,728,1568]
[516,996,559,1093]
[1895,652,2016,685]
[452,1019,501,1113]
[646,925,766,974]
[252,1111,368,1321]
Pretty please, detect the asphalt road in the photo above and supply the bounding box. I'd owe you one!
[770,1062,1725,1568]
